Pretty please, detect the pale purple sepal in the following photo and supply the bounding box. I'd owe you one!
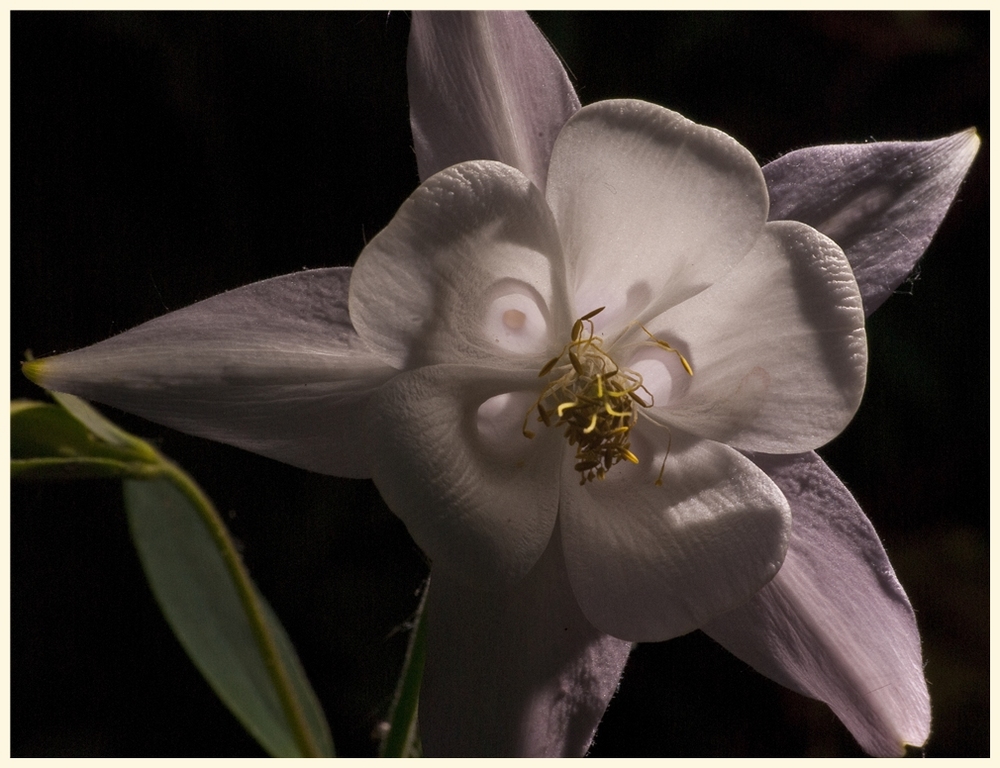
[28,267,395,478]
[420,527,632,757]
[701,451,930,756]
[763,129,980,315]
[407,11,580,192]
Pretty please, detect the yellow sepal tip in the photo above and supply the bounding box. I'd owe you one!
[21,358,46,385]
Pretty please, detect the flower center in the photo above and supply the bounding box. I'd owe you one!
[523,308,692,485]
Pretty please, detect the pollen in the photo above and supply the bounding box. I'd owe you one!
[523,308,647,484]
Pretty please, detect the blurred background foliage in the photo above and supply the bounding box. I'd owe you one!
[11,11,987,757]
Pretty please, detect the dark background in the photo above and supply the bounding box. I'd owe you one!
[11,12,988,757]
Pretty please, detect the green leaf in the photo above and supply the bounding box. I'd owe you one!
[49,391,143,450]
[12,395,334,757]
[11,456,153,480]
[11,399,151,465]
[379,581,428,758]
[124,476,333,758]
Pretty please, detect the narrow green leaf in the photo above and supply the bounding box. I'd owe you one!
[11,456,153,480]
[51,391,155,458]
[260,598,335,757]
[12,395,334,757]
[11,399,42,416]
[11,399,149,464]
[379,581,429,758]
[125,476,334,758]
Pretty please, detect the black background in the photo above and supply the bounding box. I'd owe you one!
[11,12,988,757]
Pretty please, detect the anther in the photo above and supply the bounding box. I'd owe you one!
[522,308,689,485]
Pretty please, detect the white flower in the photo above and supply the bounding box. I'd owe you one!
[23,11,980,758]
[347,98,867,644]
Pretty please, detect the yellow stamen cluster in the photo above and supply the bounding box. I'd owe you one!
[524,308,650,484]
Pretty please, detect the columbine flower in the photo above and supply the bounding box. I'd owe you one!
[23,11,979,758]
[345,96,868,626]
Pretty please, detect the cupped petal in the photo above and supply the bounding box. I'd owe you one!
[349,160,571,370]
[546,99,769,328]
[23,267,393,478]
[560,428,790,642]
[408,11,580,193]
[365,363,563,587]
[421,534,632,757]
[764,129,980,316]
[702,452,930,757]
[646,220,867,454]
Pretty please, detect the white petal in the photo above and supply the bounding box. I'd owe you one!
[421,536,632,757]
[546,99,768,327]
[407,11,580,192]
[560,428,790,642]
[646,220,867,453]
[349,161,571,370]
[365,364,563,586]
[764,129,981,315]
[24,268,393,478]
[702,452,930,757]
